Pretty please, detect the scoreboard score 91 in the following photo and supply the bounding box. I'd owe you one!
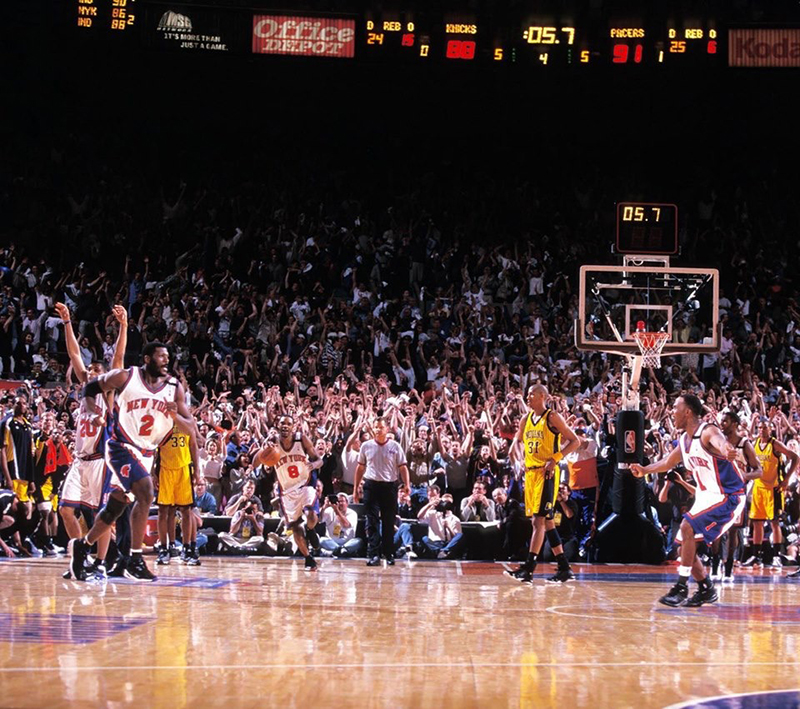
[360,9,721,66]
[71,1,800,69]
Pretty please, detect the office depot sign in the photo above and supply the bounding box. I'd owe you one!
[728,29,800,67]
[252,16,356,58]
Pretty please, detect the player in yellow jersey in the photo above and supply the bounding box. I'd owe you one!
[505,384,581,584]
[155,421,201,565]
[742,418,797,569]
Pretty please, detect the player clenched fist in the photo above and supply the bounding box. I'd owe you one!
[629,463,647,478]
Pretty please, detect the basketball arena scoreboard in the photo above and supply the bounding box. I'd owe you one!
[74,1,800,68]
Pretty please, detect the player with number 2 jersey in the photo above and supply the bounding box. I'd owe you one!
[67,342,196,582]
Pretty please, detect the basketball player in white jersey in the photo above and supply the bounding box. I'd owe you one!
[253,414,322,571]
[68,342,195,581]
[55,302,127,579]
[631,395,750,607]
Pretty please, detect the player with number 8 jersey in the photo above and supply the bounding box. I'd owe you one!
[253,414,323,571]
[274,439,311,491]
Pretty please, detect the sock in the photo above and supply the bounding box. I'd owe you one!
[131,549,142,555]
[724,557,735,575]
[760,541,771,560]
[677,565,692,586]
[189,542,196,553]
[525,552,539,569]
[742,544,752,560]
[699,576,713,590]
[772,542,781,559]
[555,552,570,572]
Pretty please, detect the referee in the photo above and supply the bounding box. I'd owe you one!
[353,417,410,566]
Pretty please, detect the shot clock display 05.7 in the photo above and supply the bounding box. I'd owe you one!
[615,202,678,255]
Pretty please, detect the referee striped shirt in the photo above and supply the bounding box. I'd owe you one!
[358,439,407,482]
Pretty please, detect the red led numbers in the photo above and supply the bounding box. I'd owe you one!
[612,43,643,64]
[446,40,476,60]
[401,33,415,46]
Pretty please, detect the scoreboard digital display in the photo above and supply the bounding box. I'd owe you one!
[76,0,136,32]
[69,1,800,70]
[616,202,678,255]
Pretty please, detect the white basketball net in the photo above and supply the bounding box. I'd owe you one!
[632,331,670,368]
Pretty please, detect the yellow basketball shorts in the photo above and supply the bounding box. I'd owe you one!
[12,479,29,503]
[37,476,58,512]
[749,484,782,521]
[157,466,194,507]
[524,465,560,519]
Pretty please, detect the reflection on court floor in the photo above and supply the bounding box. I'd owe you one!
[0,558,798,708]
[0,612,153,645]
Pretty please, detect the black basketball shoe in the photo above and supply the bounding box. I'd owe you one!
[685,585,718,607]
[107,554,128,578]
[545,568,575,584]
[68,538,90,581]
[659,583,689,607]
[505,565,534,584]
[125,554,157,581]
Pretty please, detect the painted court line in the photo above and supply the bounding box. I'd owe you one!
[664,688,800,709]
[1,661,799,674]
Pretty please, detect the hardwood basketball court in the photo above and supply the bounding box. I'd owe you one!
[1,558,798,708]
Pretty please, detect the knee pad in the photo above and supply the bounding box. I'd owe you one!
[546,528,562,549]
[99,496,129,525]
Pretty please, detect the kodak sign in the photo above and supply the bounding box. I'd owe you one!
[728,29,800,67]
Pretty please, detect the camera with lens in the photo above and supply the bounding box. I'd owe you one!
[435,500,453,514]
[666,471,679,483]
[327,494,339,505]
[779,512,798,536]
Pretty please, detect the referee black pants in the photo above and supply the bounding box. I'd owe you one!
[362,479,397,559]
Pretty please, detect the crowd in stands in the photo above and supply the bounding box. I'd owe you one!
[2,123,800,569]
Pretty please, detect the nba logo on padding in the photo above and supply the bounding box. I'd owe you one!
[625,430,636,454]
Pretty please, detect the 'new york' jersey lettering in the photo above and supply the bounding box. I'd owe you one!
[112,367,177,451]
[274,439,310,491]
